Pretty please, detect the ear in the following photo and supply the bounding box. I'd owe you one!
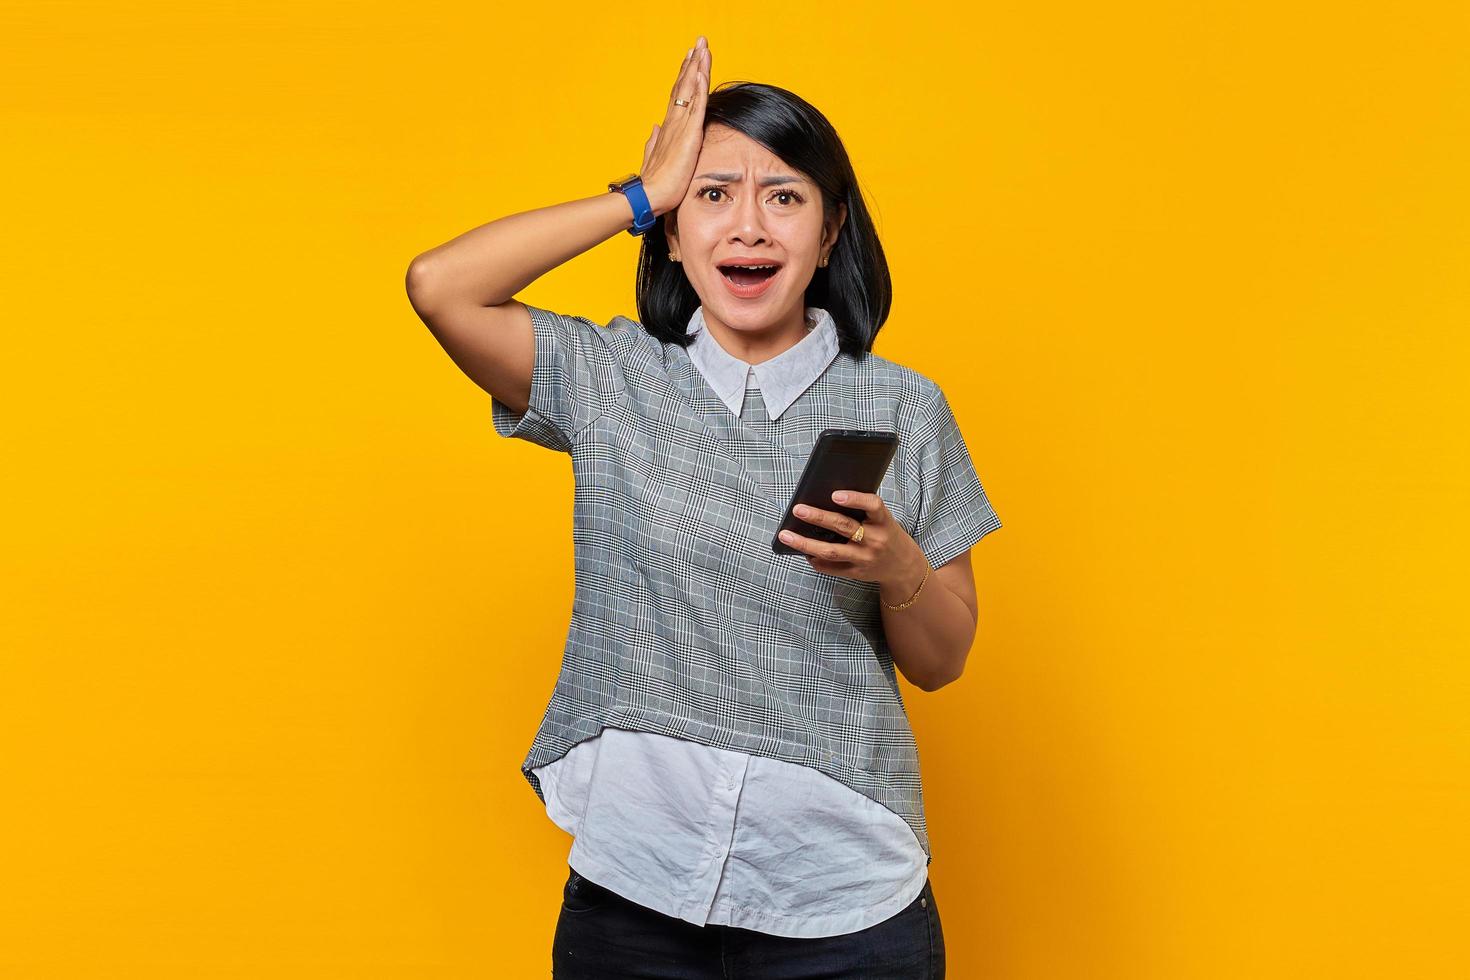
[826,201,848,249]
[664,211,678,248]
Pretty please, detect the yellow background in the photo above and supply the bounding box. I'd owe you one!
[4,1,1466,976]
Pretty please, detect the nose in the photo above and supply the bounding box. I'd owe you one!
[728,186,770,246]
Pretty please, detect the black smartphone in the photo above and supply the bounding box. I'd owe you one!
[772,428,900,555]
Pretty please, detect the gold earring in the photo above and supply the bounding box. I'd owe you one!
[819,256,828,267]
[668,251,679,262]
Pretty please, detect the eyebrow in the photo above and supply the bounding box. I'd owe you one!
[694,171,806,187]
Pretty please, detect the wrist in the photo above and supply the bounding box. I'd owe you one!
[609,173,658,235]
[879,549,932,607]
[639,182,678,217]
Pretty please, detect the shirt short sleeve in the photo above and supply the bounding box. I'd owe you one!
[909,385,1003,569]
[490,303,628,453]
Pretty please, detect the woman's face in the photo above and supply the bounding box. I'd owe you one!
[666,124,846,349]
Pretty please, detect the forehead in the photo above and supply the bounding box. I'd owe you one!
[696,124,804,180]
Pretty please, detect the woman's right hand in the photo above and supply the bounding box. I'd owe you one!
[639,36,711,217]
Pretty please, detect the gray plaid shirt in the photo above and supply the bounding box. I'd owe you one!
[491,302,1002,862]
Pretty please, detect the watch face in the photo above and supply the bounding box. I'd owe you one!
[609,173,640,190]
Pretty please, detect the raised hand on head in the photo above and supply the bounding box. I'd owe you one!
[640,36,711,217]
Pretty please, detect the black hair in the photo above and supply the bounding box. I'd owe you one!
[633,81,892,359]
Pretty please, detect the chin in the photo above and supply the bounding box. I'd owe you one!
[724,312,783,333]
[713,298,790,325]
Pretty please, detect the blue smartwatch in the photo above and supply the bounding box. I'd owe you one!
[609,173,658,236]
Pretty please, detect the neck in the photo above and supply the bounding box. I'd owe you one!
[702,306,814,365]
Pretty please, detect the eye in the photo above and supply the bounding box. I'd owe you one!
[695,185,805,206]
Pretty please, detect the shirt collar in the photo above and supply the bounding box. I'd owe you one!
[685,306,839,420]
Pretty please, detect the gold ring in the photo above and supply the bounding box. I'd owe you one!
[850,524,865,544]
[674,98,691,108]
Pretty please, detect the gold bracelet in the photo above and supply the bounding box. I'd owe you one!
[881,564,932,611]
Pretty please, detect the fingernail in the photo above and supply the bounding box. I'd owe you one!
[686,47,692,59]
[780,530,795,542]
[833,491,848,502]
[794,505,810,517]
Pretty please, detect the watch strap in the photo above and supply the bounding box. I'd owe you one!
[609,175,657,236]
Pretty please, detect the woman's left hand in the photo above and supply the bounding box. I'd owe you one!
[778,490,928,587]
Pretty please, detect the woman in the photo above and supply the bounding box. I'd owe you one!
[406,35,1000,979]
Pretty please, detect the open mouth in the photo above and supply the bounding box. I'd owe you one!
[718,264,782,287]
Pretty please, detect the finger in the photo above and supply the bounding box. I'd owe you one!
[829,490,883,516]
[669,45,696,104]
[791,503,861,540]
[686,68,708,123]
[680,66,704,108]
[661,74,701,132]
[664,65,701,129]
[778,528,862,564]
[693,38,709,82]
[685,41,708,101]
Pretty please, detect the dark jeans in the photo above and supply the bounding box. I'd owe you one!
[552,865,945,979]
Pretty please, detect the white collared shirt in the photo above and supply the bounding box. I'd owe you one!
[685,305,841,421]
